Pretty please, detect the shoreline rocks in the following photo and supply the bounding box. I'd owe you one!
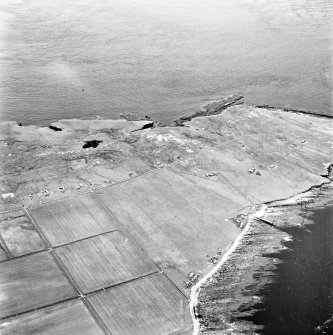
[173,95,244,126]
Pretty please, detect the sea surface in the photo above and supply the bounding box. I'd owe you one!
[241,206,333,335]
[0,0,332,125]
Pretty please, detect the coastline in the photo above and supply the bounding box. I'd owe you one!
[189,204,266,335]
[0,100,332,334]
[195,180,333,334]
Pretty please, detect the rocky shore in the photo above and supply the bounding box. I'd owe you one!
[0,98,332,334]
[195,181,333,334]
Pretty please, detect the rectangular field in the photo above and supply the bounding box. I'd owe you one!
[87,273,189,335]
[0,299,104,335]
[55,231,157,294]
[0,251,76,318]
[29,194,118,246]
[0,209,45,259]
[98,168,248,293]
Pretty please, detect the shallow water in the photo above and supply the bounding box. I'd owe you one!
[241,206,333,335]
[0,0,332,125]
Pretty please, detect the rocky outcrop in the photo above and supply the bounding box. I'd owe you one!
[173,95,244,126]
[195,182,333,334]
[119,113,152,121]
[254,104,333,119]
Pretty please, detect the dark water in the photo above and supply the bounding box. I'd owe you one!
[0,0,332,125]
[242,206,333,335]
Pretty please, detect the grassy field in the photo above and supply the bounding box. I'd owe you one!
[98,168,247,294]
[55,231,158,293]
[0,209,44,259]
[29,194,118,246]
[0,299,104,335]
[0,251,76,318]
[88,273,191,335]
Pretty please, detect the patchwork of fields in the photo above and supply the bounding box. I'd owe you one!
[0,105,331,334]
[0,167,245,334]
[0,171,205,334]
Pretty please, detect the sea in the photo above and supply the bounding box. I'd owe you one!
[0,0,332,125]
[240,206,333,335]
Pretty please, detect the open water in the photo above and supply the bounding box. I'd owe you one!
[0,0,332,125]
[242,206,333,335]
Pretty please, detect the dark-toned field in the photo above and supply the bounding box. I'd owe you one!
[0,299,104,335]
[0,251,76,318]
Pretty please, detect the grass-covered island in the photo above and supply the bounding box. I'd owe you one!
[0,97,332,334]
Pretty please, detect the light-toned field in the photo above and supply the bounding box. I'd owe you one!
[99,168,247,294]
[0,104,331,334]
[29,194,118,246]
[87,273,191,335]
[55,231,158,293]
